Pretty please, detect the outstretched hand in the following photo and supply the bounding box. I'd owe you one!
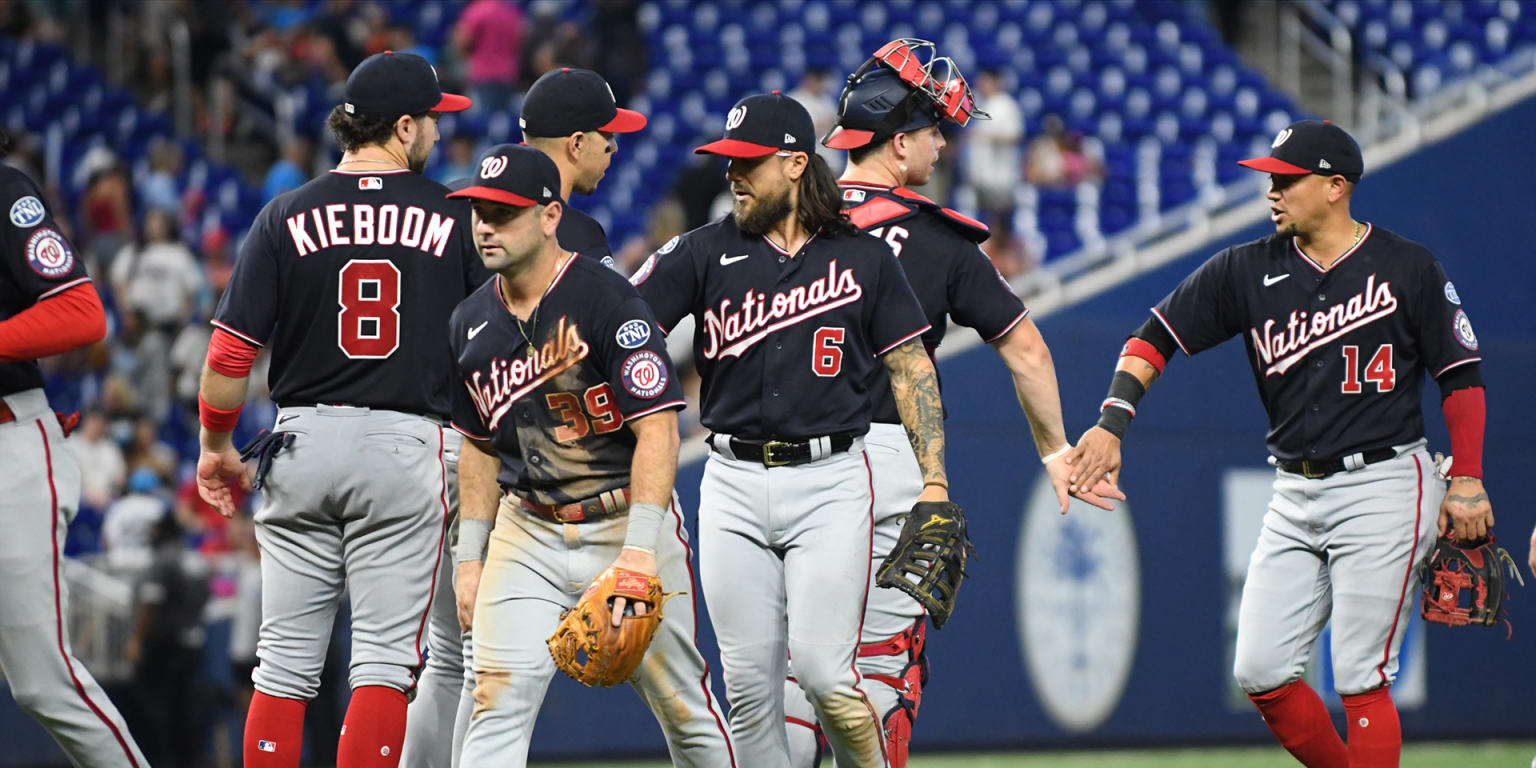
[1064,426,1122,496]
[196,446,251,518]
[1044,453,1126,513]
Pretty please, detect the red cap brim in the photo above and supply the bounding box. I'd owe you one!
[823,127,875,150]
[1237,156,1312,175]
[446,185,539,206]
[434,92,473,113]
[693,138,780,157]
[600,108,648,133]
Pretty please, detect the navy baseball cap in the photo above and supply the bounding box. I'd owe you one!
[1239,120,1363,182]
[343,51,471,121]
[446,144,562,208]
[520,67,647,137]
[695,92,816,158]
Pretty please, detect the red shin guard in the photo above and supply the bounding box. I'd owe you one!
[338,686,408,768]
[1342,687,1401,768]
[244,692,307,768]
[1247,681,1349,768]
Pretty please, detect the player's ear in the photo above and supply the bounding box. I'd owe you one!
[783,151,809,182]
[541,200,563,236]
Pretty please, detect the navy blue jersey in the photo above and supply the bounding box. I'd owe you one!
[1153,223,1481,460]
[214,169,491,416]
[632,215,930,439]
[557,205,617,270]
[449,255,683,504]
[840,181,1029,424]
[1,166,91,396]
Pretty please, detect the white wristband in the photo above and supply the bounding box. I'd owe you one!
[455,518,493,564]
[1040,445,1071,465]
[622,502,667,553]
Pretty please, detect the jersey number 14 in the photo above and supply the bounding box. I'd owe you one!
[1340,344,1395,394]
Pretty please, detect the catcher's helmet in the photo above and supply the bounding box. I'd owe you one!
[824,38,989,150]
[823,67,942,150]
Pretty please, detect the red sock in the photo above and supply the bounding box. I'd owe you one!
[244,691,307,768]
[337,686,409,768]
[1342,687,1401,767]
[1248,680,1349,768]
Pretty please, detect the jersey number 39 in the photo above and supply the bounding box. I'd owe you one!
[338,260,402,359]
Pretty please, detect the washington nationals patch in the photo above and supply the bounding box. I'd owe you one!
[26,228,74,277]
[621,350,668,399]
[1452,309,1478,351]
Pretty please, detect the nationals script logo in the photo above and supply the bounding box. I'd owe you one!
[465,316,589,429]
[1250,273,1398,376]
[702,260,863,359]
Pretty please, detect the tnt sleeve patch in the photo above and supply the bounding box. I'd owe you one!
[9,195,45,228]
[621,350,668,398]
[26,228,74,277]
[1452,309,1478,350]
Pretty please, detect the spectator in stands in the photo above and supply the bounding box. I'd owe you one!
[70,409,127,511]
[311,0,366,70]
[592,0,646,103]
[982,215,1033,281]
[263,134,312,202]
[169,311,212,419]
[432,134,478,186]
[139,139,185,214]
[964,70,1025,221]
[79,160,133,264]
[228,513,262,717]
[452,0,525,112]
[109,208,207,334]
[787,68,842,171]
[127,513,211,768]
[615,197,686,275]
[1026,113,1104,188]
[107,310,173,424]
[174,466,244,555]
[126,415,177,482]
[103,468,168,566]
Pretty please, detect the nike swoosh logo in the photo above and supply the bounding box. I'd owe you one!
[719,253,750,266]
[467,321,489,340]
[1263,273,1290,287]
[277,414,300,424]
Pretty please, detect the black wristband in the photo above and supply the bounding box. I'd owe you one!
[1095,370,1147,439]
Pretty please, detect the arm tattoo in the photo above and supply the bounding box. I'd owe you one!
[1447,492,1489,506]
[884,339,947,488]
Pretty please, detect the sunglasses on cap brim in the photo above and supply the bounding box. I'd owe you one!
[857,38,990,127]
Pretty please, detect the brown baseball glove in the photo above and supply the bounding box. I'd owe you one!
[547,566,675,687]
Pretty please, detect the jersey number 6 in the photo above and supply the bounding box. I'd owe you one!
[813,327,846,377]
[337,260,402,359]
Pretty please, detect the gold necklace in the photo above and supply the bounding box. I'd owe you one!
[512,253,571,352]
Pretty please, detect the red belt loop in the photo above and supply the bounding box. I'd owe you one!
[858,618,926,658]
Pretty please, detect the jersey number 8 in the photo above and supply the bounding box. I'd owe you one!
[338,260,402,359]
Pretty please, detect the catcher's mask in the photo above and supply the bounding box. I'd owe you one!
[824,38,989,150]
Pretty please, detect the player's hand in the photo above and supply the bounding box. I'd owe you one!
[196,446,251,518]
[1065,426,1122,495]
[916,483,949,503]
[1045,453,1126,513]
[455,560,483,632]
[1527,523,1536,580]
[1439,476,1493,541]
[609,547,657,627]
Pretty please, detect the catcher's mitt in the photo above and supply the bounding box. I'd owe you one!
[876,501,976,629]
[1420,534,1524,631]
[547,566,675,687]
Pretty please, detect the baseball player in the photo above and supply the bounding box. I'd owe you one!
[1067,120,1489,768]
[633,92,952,767]
[442,144,733,767]
[0,129,150,767]
[522,66,646,269]
[401,66,648,768]
[195,52,486,768]
[783,41,1122,766]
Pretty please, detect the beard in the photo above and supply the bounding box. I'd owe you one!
[407,134,430,174]
[734,184,793,236]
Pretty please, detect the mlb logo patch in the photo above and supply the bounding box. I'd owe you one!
[359,177,383,191]
[842,188,866,203]
[257,740,277,753]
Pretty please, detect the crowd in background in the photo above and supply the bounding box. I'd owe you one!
[2,3,1074,764]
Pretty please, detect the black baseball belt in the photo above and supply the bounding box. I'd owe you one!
[1275,447,1397,479]
[707,432,858,467]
